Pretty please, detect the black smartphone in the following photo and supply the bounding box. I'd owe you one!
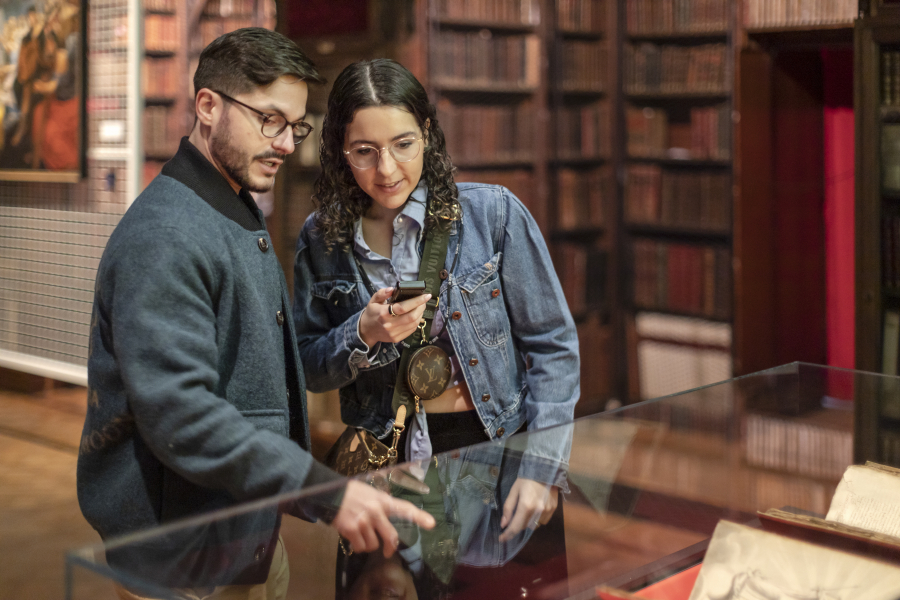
[390,280,426,303]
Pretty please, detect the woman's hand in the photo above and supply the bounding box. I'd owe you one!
[332,479,436,557]
[498,478,559,542]
[358,287,432,347]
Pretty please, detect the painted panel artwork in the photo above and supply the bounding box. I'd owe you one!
[0,0,83,181]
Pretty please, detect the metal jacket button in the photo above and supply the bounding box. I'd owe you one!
[258,238,269,252]
[452,311,462,320]
[496,427,505,438]
[276,310,284,326]
[469,358,478,366]
[481,393,491,402]
[440,269,449,280]
[491,289,500,298]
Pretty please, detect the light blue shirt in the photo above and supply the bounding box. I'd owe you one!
[351,184,462,462]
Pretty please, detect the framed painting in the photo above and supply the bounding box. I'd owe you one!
[0,0,85,182]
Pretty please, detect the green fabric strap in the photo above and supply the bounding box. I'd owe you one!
[390,210,452,417]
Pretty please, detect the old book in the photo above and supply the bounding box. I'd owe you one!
[759,507,900,564]
[826,462,900,538]
[689,520,900,600]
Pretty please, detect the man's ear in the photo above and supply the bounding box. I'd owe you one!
[194,88,219,127]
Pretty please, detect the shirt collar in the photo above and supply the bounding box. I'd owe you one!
[353,183,428,256]
[160,137,264,231]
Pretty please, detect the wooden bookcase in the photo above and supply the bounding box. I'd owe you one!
[855,7,900,467]
[426,0,549,229]
[617,0,736,402]
[421,0,618,415]
[547,0,618,415]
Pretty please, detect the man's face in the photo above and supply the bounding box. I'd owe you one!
[209,75,309,193]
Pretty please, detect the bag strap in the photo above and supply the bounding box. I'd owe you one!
[390,199,453,420]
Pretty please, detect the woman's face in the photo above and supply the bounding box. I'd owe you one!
[343,105,425,218]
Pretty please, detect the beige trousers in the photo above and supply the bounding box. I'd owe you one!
[115,536,289,600]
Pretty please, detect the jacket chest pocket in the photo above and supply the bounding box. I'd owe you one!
[459,253,510,347]
[311,279,364,323]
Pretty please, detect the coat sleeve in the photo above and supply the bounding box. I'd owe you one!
[495,187,579,488]
[291,220,392,393]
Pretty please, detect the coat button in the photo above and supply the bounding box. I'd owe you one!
[481,393,491,402]
[254,544,266,561]
[469,358,478,366]
[485,263,493,270]
[276,310,284,326]
[491,288,500,298]
[258,238,269,252]
[496,427,505,438]
[452,311,462,320]
[440,269,449,280]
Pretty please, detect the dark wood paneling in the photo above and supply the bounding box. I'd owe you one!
[735,50,776,375]
[771,50,828,367]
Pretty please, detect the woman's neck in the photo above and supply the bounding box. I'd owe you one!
[361,202,404,259]
[365,199,405,224]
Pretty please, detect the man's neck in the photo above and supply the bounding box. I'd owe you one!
[187,129,241,194]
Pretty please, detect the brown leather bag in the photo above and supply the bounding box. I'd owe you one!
[325,406,407,477]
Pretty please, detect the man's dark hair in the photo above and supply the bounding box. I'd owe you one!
[193,27,324,98]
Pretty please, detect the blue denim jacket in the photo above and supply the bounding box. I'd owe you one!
[292,183,580,485]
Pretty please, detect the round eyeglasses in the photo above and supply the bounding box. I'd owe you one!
[214,90,313,144]
[343,137,423,169]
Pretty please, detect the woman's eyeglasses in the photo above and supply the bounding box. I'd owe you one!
[343,137,423,169]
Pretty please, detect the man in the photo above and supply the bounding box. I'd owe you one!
[77,28,432,599]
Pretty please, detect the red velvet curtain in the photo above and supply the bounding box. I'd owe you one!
[822,48,855,372]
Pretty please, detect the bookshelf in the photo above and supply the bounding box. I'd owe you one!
[140,0,275,187]
[426,0,548,227]
[855,7,900,467]
[547,0,617,414]
[618,0,735,402]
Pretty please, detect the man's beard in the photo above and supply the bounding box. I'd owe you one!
[210,114,284,193]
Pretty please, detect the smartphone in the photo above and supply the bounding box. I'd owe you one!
[390,280,426,303]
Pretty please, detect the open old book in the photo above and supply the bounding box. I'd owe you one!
[688,520,900,600]
[757,461,900,562]
[588,463,900,600]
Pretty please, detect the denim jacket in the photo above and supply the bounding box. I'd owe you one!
[292,183,580,486]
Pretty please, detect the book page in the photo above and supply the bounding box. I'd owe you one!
[760,508,900,547]
[688,520,900,600]
[826,465,900,537]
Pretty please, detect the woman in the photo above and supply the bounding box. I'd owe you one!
[292,59,579,549]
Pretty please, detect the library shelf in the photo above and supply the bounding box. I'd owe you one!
[625,157,731,168]
[435,18,538,32]
[626,30,729,41]
[625,223,731,238]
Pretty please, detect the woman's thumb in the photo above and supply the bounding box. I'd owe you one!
[370,287,394,303]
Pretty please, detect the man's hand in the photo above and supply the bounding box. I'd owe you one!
[331,479,436,557]
[358,288,431,347]
[498,478,559,542]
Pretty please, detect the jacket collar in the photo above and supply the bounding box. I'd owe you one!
[161,137,265,231]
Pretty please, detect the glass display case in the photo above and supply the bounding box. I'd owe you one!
[65,363,900,600]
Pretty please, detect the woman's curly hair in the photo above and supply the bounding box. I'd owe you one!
[313,59,459,251]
